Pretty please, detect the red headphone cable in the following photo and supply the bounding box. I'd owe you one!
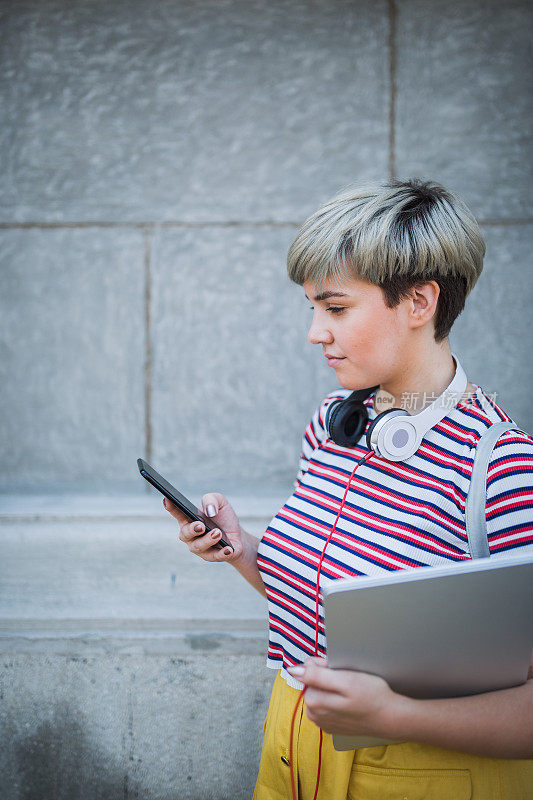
[288,451,375,800]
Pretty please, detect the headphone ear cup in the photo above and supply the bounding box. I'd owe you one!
[327,397,369,448]
[366,408,412,458]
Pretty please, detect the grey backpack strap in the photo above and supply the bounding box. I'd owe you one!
[465,422,522,558]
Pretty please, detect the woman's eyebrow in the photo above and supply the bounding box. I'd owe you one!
[304,290,350,301]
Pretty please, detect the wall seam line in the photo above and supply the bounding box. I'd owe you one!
[0,220,302,230]
[0,219,531,229]
[143,227,152,466]
[388,0,397,180]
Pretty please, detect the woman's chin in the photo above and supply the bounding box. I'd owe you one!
[337,375,356,390]
[336,369,370,392]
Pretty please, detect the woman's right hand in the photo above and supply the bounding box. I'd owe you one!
[163,491,244,563]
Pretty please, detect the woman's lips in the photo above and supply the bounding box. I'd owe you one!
[325,355,345,366]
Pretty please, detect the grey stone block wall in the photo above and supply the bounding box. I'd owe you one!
[1,0,532,492]
[0,228,146,490]
[150,225,317,489]
[451,224,533,427]
[0,0,390,223]
[1,0,532,495]
[1,1,532,798]
[395,0,532,220]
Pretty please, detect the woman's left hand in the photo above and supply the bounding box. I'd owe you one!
[287,657,407,737]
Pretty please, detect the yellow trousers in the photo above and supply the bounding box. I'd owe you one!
[252,670,533,800]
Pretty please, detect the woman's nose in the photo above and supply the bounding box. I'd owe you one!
[308,316,333,345]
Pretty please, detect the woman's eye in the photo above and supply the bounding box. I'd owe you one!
[308,305,345,314]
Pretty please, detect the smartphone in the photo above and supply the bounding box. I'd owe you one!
[137,458,234,552]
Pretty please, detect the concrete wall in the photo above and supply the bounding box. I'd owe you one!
[1,1,532,798]
[1,0,532,492]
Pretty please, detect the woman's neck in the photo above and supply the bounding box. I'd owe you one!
[374,344,473,415]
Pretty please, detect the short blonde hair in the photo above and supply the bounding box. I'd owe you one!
[287,178,485,341]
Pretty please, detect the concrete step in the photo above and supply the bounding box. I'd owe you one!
[0,491,288,644]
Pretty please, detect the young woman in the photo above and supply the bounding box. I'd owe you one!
[164,179,533,799]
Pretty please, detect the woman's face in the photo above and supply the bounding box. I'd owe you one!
[303,275,409,390]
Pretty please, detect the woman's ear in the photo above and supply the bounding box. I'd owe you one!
[408,281,440,329]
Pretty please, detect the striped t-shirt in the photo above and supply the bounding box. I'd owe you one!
[256,385,533,689]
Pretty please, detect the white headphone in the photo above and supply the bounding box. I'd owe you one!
[324,353,468,461]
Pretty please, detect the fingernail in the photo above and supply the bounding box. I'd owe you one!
[223,548,231,556]
[287,665,305,677]
[207,504,216,517]
[194,523,203,532]
[211,530,220,539]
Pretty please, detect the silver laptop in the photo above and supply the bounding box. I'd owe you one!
[322,552,533,750]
